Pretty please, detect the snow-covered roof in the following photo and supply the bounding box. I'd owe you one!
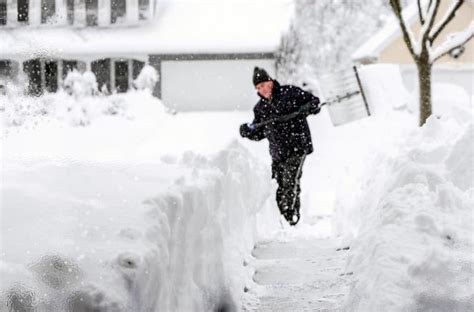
[352,0,474,62]
[351,4,419,62]
[0,0,294,61]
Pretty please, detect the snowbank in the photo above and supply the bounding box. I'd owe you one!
[336,116,473,311]
[144,143,275,311]
[0,89,279,311]
[0,141,273,311]
[330,63,473,311]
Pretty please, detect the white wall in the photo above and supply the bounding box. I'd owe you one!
[161,59,276,111]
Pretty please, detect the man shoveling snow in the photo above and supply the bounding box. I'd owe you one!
[240,67,321,226]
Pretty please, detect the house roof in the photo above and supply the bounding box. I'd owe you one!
[352,0,474,62]
[0,0,294,61]
[351,3,419,62]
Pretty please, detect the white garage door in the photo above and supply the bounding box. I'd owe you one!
[161,59,276,111]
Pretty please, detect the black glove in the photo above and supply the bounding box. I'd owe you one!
[299,100,321,115]
[239,123,256,138]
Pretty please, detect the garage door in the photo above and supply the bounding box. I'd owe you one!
[161,59,276,111]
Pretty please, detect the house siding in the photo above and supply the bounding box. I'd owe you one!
[379,2,474,64]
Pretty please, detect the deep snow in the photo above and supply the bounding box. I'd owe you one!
[336,116,473,311]
[0,89,279,310]
[1,63,472,311]
[333,66,473,311]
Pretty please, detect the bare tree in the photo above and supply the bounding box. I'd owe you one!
[389,0,474,126]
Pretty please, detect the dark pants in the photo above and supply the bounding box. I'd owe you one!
[271,153,306,222]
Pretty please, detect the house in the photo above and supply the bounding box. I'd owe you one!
[352,0,473,95]
[0,0,294,110]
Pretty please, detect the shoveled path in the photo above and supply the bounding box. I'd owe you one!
[244,222,352,312]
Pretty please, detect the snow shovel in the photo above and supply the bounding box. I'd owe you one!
[318,66,371,126]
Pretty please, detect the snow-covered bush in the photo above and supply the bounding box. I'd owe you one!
[0,66,166,130]
[133,65,159,92]
[1,89,167,130]
[63,70,98,98]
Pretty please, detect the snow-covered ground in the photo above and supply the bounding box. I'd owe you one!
[1,64,472,311]
[335,116,473,311]
[0,87,283,310]
[333,67,474,311]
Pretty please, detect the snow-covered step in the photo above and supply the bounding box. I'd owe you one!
[246,238,352,311]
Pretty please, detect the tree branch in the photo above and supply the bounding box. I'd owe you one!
[417,0,425,24]
[431,23,474,62]
[429,0,465,44]
[427,0,435,14]
[389,0,418,59]
[421,0,441,43]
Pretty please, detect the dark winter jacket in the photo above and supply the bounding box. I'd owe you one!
[247,80,319,162]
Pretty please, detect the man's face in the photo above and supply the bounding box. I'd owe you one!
[256,80,273,100]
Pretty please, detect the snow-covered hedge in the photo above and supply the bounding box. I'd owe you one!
[338,116,473,311]
[1,65,160,130]
[0,88,167,130]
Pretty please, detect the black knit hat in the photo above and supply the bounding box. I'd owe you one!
[253,67,272,86]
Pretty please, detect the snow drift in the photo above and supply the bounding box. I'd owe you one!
[0,86,275,311]
[333,99,473,310]
[0,141,271,311]
[327,63,473,311]
[140,142,272,311]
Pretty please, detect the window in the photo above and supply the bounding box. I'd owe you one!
[139,0,149,20]
[114,60,128,93]
[0,0,6,26]
[62,60,78,79]
[111,0,126,24]
[0,60,11,77]
[91,59,111,93]
[23,59,42,96]
[62,60,86,80]
[18,0,29,23]
[0,60,11,94]
[67,0,74,25]
[44,60,58,92]
[85,0,98,26]
[41,0,55,24]
[132,60,145,80]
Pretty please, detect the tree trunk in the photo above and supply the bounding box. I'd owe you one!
[417,55,433,126]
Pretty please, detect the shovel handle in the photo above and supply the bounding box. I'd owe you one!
[253,102,327,129]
